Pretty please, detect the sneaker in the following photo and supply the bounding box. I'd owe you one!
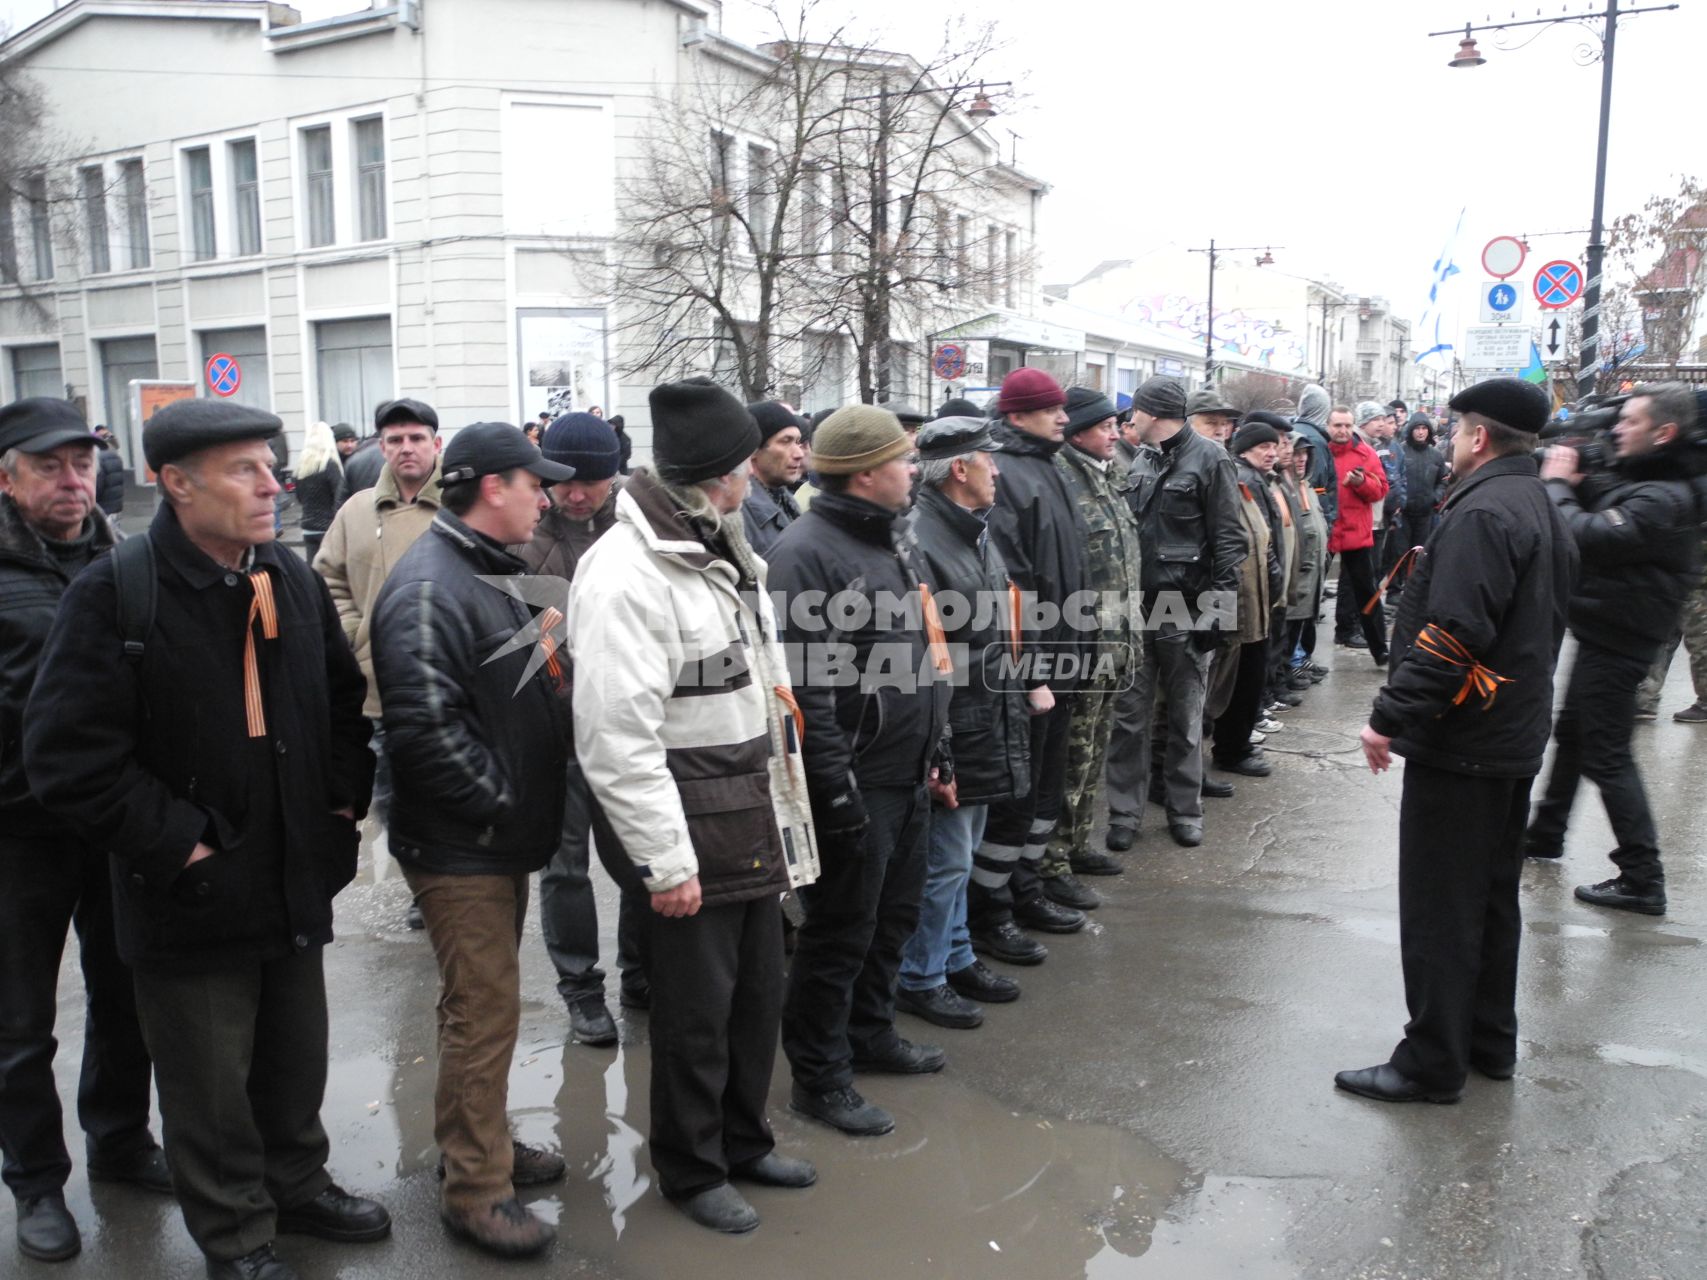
[1270,690,1303,708]
[1256,717,1283,733]
[1304,662,1330,682]
[567,996,618,1047]
[440,1196,554,1258]
[1012,895,1087,934]
[1248,730,1267,746]
[1674,702,1707,724]
[970,920,1048,965]
[789,1082,894,1136]
[1041,872,1100,911]
[438,1140,566,1187]
[1343,633,1369,649]
[948,960,1020,1004]
[1633,709,1658,722]
[1574,876,1667,916]
[895,982,984,1030]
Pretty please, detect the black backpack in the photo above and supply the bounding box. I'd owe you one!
[111,534,156,663]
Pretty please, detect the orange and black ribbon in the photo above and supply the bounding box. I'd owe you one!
[536,606,566,687]
[1362,546,1424,616]
[1414,622,1512,711]
[918,583,954,676]
[1008,582,1023,662]
[244,569,280,738]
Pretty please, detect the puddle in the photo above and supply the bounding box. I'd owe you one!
[1526,920,1698,947]
[1089,1175,1311,1278]
[1596,1043,1707,1079]
[1329,915,1400,946]
[1527,920,1612,940]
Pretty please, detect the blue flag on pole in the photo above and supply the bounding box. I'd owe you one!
[1416,208,1466,365]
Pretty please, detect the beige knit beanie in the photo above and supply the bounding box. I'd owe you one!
[809,405,911,475]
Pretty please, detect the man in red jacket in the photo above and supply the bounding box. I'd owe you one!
[1328,405,1390,663]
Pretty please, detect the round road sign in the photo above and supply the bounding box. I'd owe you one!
[1481,236,1527,280]
[205,353,242,398]
[1533,260,1584,310]
[933,343,969,381]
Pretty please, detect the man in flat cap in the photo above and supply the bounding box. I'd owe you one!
[1185,385,1239,447]
[1529,382,1704,915]
[0,400,169,1264]
[372,423,574,1257]
[25,398,388,1280]
[898,416,1031,1024]
[1340,377,1575,1104]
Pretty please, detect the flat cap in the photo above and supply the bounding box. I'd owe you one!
[916,415,1001,461]
[1185,386,1238,418]
[143,398,283,471]
[1449,378,1550,437]
[1241,410,1294,436]
[0,398,94,456]
[374,397,439,433]
[881,400,930,427]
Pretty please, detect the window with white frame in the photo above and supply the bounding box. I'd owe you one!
[302,126,334,248]
[230,138,261,256]
[81,166,110,274]
[353,117,386,241]
[25,175,52,281]
[292,108,390,249]
[119,159,149,269]
[185,146,215,261]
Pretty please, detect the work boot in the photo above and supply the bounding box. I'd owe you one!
[1012,895,1086,934]
[895,982,984,1029]
[851,1037,946,1074]
[87,1141,173,1194]
[16,1194,80,1262]
[1200,778,1235,799]
[275,1184,391,1243]
[1105,824,1137,853]
[437,1140,565,1187]
[440,1197,555,1258]
[789,1083,894,1136]
[1042,872,1100,911]
[1070,849,1124,876]
[1574,876,1667,916]
[1216,753,1272,778]
[949,959,1020,1003]
[970,920,1048,965]
[206,1243,297,1280]
[672,1183,759,1234]
[1168,822,1204,849]
[567,995,618,1046]
[731,1152,817,1188]
[1675,702,1707,724]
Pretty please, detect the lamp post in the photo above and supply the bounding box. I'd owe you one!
[1430,1,1677,401]
[1188,241,1281,384]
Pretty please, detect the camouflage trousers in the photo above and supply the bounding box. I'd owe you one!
[1043,667,1125,877]
[1637,568,1707,714]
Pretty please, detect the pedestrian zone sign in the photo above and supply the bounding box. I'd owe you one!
[1480,281,1522,324]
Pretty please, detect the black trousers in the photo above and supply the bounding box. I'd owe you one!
[1333,547,1389,659]
[1212,640,1271,765]
[783,784,927,1092]
[539,753,646,1001]
[1391,761,1532,1090]
[133,948,333,1262]
[1529,640,1662,887]
[0,834,155,1199]
[648,896,783,1199]
[969,698,1071,928]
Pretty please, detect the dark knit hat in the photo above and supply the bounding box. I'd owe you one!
[933,397,984,421]
[648,378,761,484]
[997,367,1066,414]
[542,412,620,481]
[373,397,439,433]
[330,422,358,443]
[1449,378,1550,436]
[0,397,93,456]
[1132,376,1188,421]
[1230,420,1283,455]
[747,400,809,446]
[810,405,911,475]
[1063,387,1117,435]
[143,398,283,471]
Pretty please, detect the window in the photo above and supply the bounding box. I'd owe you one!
[830,173,850,269]
[1005,229,1018,308]
[710,131,733,204]
[353,117,386,241]
[0,195,16,283]
[100,336,158,451]
[799,167,823,259]
[501,101,614,239]
[985,224,999,297]
[230,139,261,256]
[955,214,970,286]
[81,166,110,274]
[302,125,334,247]
[1360,358,1374,381]
[120,159,149,268]
[185,146,215,261]
[11,344,63,399]
[746,143,771,248]
[26,175,52,281]
[315,317,393,427]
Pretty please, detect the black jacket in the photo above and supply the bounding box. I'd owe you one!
[23,503,373,970]
[372,511,572,876]
[95,445,126,516]
[909,484,1030,807]
[0,497,118,837]
[741,481,799,558]
[767,490,951,805]
[1547,450,1704,662]
[294,461,345,535]
[986,423,1088,688]
[339,437,385,503]
[1402,438,1448,515]
[1125,427,1246,632]
[1371,454,1577,777]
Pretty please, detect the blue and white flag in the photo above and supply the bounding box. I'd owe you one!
[1415,208,1466,367]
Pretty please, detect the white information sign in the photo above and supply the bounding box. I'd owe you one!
[1464,325,1530,370]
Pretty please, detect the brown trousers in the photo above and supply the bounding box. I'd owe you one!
[402,868,528,1213]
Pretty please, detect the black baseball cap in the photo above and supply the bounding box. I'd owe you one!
[441,422,574,485]
[374,397,439,433]
[0,398,95,456]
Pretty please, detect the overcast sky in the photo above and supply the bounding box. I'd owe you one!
[4,0,1701,337]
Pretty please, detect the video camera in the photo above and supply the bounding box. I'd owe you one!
[1537,393,1626,472]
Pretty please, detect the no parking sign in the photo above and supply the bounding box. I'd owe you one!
[204,352,242,398]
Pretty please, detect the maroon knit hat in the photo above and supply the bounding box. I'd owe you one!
[996,367,1067,414]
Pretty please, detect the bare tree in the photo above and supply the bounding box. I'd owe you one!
[1219,370,1300,415]
[1610,174,1707,370]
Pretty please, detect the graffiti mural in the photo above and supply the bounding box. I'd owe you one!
[1126,295,1308,374]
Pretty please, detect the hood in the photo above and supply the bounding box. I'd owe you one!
[1297,385,1331,427]
[614,468,740,585]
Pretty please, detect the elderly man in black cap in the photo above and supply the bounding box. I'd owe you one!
[372,423,574,1258]
[1106,376,1245,851]
[24,398,387,1280]
[1338,377,1576,1104]
[0,400,169,1265]
[742,401,809,556]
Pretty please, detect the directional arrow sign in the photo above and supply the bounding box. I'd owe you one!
[1546,318,1562,357]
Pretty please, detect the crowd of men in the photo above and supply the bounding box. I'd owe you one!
[1,362,1703,1276]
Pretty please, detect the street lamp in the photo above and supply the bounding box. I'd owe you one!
[1429,1,1677,401]
[1187,240,1283,384]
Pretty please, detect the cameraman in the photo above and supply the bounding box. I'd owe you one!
[1529,383,1705,915]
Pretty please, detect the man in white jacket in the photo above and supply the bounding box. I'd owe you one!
[570,378,818,1235]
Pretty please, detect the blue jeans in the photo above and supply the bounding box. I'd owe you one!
[899,803,986,991]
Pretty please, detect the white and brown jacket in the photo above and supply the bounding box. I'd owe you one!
[569,469,818,906]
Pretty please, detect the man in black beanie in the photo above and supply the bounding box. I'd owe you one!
[742,402,808,556]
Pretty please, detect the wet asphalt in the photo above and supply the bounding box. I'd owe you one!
[9,630,1707,1280]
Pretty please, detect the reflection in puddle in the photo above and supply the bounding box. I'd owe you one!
[1090,1175,1308,1278]
[1596,1043,1707,1078]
